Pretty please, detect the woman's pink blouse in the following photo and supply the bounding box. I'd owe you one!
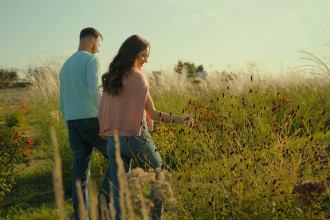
[98,70,153,137]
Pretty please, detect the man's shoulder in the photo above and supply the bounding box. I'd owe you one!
[73,51,97,61]
[67,51,97,61]
[61,52,98,68]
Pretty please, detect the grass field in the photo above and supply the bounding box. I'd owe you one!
[0,67,329,219]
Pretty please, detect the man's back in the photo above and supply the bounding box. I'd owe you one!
[59,51,102,121]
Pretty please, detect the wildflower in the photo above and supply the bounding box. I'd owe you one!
[28,138,34,145]
[322,109,326,116]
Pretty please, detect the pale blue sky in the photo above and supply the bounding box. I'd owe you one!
[1,0,329,74]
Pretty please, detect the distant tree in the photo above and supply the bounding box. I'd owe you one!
[196,65,204,72]
[0,68,19,88]
[174,60,197,78]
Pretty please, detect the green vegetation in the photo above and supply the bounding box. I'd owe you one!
[0,68,19,89]
[0,63,329,219]
[174,60,205,78]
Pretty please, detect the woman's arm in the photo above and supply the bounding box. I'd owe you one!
[145,93,193,126]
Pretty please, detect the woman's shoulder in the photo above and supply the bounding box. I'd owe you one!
[127,69,148,83]
[131,69,146,77]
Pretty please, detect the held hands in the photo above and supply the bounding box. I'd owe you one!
[184,114,194,127]
[99,133,108,141]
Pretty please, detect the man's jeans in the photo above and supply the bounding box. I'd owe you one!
[67,118,111,220]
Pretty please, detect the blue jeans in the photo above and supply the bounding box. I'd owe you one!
[67,118,111,220]
[107,126,163,220]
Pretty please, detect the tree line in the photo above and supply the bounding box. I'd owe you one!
[174,61,205,78]
[0,68,31,89]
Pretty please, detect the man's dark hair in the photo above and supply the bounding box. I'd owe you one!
[80,27,103,40]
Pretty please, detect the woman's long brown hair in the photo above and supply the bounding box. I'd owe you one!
[101,35,149,96]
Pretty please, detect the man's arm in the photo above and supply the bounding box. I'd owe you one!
[86,56,102,107]
[59,72,68,128]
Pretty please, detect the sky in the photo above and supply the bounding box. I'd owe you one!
[1,0,330,75]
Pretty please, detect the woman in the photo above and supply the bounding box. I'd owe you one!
[98,35,193,219]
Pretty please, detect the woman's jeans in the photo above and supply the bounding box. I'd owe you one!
[107,126,163,220]
[67,118,111,220]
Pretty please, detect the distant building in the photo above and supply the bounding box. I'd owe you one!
[152,71,162,78]
[13,78,32,88]
[195,71,207,80]
[152,71,162,82]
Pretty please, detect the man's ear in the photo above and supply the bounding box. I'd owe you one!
[88,38,95,47]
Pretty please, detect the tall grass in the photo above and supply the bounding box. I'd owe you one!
[26,58,329,219]
[50,127,69,220]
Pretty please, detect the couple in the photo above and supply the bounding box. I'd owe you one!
[59,27,193,220]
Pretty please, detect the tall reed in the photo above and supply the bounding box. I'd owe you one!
[50,127,69,220]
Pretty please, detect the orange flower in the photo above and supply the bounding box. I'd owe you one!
[23,151,29,156]
[274,97,293,106]
[28,138,34,145]
[15,170,19,176]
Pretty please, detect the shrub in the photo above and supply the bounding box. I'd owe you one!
[4,110,27,128]
[0,128,33,201]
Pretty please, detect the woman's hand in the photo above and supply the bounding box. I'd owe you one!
[99,133,108,141]
[184,114,194,127]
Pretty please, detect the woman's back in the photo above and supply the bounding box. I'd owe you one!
[98,70,151,136]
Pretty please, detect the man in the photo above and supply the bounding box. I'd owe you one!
[59,27,110,219]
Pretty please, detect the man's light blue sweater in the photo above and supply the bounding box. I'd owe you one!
[59,51,103,122]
